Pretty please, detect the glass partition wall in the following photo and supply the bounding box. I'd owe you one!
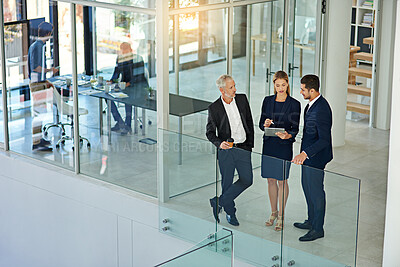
[0,0,362,266]
[5,0,76,170]
[76,5,158,197]
[2,0,158,193]
[158,129,360,267]
[1,0,320,186]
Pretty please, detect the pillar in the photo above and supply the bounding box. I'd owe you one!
[322,0,352,147]
[374,0,396,130]
[382,1,400,266]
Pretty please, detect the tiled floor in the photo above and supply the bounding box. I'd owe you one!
[161,118,387,267]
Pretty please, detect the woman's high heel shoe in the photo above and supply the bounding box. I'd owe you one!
[265,211,278,226]
[274,215,284,231]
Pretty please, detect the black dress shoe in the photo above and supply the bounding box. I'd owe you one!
[209,197,222,223]
[299,230,324,242]
[226,214,239,226]
[293,220,312,230]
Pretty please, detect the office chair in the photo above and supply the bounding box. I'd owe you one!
[43,86,73,137]
[51,86,91,150]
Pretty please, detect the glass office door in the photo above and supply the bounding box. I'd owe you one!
[232,0,286,118]
[287,0,319,104]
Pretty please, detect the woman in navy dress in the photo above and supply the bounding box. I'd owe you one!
[259,71,300,231]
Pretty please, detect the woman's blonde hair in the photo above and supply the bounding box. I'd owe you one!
[273,70,290,95]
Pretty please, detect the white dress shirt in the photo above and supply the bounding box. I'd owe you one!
[302,94,321,158]
[221,96,246,143]
[306,94,321,112]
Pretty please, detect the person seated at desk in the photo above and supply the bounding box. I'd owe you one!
[108,42,146,135]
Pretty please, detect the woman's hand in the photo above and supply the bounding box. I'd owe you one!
[275,131,292,140]
[264,118,274,128]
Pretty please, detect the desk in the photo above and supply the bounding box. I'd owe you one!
[89,81,211,164]
[250,34,315,77]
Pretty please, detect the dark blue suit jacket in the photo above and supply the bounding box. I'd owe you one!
[259,95,301,145]
[301,95,333,169]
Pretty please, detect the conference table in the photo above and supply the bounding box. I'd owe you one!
[84,80,211,164]
[51,75,211,164]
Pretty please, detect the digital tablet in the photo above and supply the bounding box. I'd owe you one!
[264,127,286,137]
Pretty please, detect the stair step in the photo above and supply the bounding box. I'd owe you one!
[347,102,370,115]
[354,52,373,61]
[348,84,371,96]
[350,46,361,52]
[348,67,372,78]
[363,37,374,45]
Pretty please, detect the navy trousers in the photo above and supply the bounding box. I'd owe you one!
[110,101,132,127]
[301,165,326,232]
[218,148,253,216]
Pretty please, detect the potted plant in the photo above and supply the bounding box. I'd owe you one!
[147,86,155,100]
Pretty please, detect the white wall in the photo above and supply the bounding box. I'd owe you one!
[0,152,193,267]
[374,0,396,130]
[382,1,400,266]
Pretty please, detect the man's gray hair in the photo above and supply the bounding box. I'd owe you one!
[216,74,233,89]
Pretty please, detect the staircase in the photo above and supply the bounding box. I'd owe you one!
[347,37,374,116]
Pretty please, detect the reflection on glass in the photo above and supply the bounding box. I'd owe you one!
[2,22,30,144]
[289,0,317,106]
[161,129,217,197]
[27,0,50,21]
[156,229,233,267]
[169,0,226,8]
[57,3,85,75]
[170,8,227,102]
[77,6,157,197]
[3,0,24,22]
[6,6,76,170]
[168,8,226,136]
[86,0,154,8]
[232,1,285,119]
[157,128,360,266]
[281,162,359,267]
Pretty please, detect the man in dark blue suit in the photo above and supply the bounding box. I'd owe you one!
[292,74,333,242]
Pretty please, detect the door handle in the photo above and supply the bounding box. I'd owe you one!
[266,68,276,83]
[288,63,299,76]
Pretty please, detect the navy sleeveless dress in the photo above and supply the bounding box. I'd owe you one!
[261,101,292,180]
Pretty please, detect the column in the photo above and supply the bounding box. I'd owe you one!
[382,2,400,266]
[374,0,396,130]
[156,0,170,202]
[322,0,352,147]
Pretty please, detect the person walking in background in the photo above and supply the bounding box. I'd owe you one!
[292,74,333,242]
[259,71,300,231]
[206,74,254,226]
[28,21,59,151]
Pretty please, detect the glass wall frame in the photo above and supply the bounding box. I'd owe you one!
[0,0,322,192]
[0,0,156,175]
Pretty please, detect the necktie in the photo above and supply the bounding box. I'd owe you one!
[304,103,309,120]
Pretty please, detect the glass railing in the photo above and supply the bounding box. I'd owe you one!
[155,229,233,267]
[158,128,218,243]
[158,128,360,267]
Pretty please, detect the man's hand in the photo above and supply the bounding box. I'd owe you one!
[275,131,292,140]
[219,141,231,150]
[292,151,308,165]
